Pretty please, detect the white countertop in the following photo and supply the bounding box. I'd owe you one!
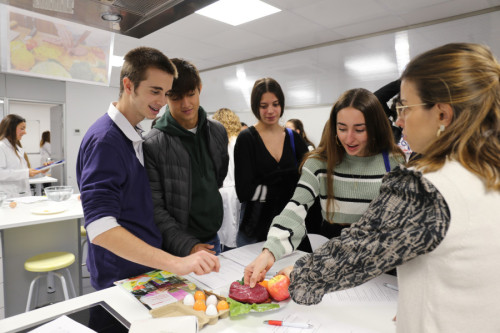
[0,281,398,333]
[0,286,148,333]
[0,241,398,333]
[28,176,58,185]
[0,194,83,230]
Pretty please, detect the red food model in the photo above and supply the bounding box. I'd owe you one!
[267,275,290,301]
[228,282,270,304]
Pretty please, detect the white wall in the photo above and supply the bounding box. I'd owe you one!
[235,104,331,147]
[9,102,51,167]
[65,82,119,191]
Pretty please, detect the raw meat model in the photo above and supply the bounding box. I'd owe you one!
[228,282,270,304]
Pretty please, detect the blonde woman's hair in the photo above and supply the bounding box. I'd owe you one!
[402,43,500,190]
[213,108,242,139]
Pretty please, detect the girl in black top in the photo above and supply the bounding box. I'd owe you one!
[234,78,308,245]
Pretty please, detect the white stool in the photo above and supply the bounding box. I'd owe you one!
[24,251,77,312]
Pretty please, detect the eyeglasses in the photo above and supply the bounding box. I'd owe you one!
[395,102,429,119]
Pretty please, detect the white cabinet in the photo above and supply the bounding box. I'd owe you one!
[0,234,4,319]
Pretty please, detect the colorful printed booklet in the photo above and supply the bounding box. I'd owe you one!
[114,270,198,310]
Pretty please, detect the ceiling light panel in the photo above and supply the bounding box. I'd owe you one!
[196,0,281,26]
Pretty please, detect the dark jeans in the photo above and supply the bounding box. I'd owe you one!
[205,234,221,256]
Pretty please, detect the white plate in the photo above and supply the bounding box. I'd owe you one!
[250,297,290,312]
[31,206,67,215]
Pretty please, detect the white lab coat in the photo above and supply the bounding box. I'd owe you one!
[218,136,242,248]
[40,142,51,165]
[0,138,30,198]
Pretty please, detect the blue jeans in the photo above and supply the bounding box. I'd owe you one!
[236,230,259,247]
[205,234,221,256]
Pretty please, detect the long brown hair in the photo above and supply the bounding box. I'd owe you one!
[402,43,500,190]
[287,118,315,149]
[302,88,404,221]
[40,130,50,147]
[0,114,26,160]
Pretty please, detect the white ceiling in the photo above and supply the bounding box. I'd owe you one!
[111,0,500,78]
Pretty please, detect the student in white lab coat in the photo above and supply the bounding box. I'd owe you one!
[0,114,46,198]
[39,130,51,165]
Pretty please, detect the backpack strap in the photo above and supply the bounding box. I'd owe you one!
[286,128,297,167]
[382,150,391,172]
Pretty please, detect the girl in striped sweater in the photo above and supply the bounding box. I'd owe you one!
[245,88,405,284]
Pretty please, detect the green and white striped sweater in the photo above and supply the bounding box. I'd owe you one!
[264,152,403,260]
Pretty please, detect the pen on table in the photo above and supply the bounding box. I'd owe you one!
[384,283,399,291]
[264,320,313,329]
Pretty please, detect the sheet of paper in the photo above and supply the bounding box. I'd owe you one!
[220,242,265,266]
[129,316,197,333]
[188,256,245,290]
[323,274,398,305]
[221,242,307,274]
[270,252,307,275]
[269,312,380,333]
[28,315,96,333]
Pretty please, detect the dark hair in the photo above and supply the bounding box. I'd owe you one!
[287,118,315,149]
[401,43,500,190]
[0,114,26,159]
[167,58,202,99]
[307,88,403,222]
[241,122,248,127]
[250,78,285,120]
[40,131,50,147]
[119,47,177,98]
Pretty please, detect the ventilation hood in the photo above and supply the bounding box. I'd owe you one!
[0,0,218,38]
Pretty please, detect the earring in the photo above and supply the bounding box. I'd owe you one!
[437,124,445,137]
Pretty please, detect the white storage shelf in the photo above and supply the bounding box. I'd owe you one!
[1,235,4,319]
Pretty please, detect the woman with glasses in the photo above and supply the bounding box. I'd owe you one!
[244,88,405,283]
[278,43,500,332]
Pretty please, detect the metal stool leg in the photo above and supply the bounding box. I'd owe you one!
[53,272,70,300]
[25,275,43,312]
[81,239,87,267]
[33,276,40,309]
[47,271,55,294]
[64,268,77,297]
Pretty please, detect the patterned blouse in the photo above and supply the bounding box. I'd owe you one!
[288,166,451,305]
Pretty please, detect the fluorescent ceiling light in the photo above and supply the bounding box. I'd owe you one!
[196,0,281,26]
[395,31,410,75]
[344,55,396,75]
[111,55,124,67]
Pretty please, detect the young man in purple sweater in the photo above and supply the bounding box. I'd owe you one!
[76,47,219,290]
